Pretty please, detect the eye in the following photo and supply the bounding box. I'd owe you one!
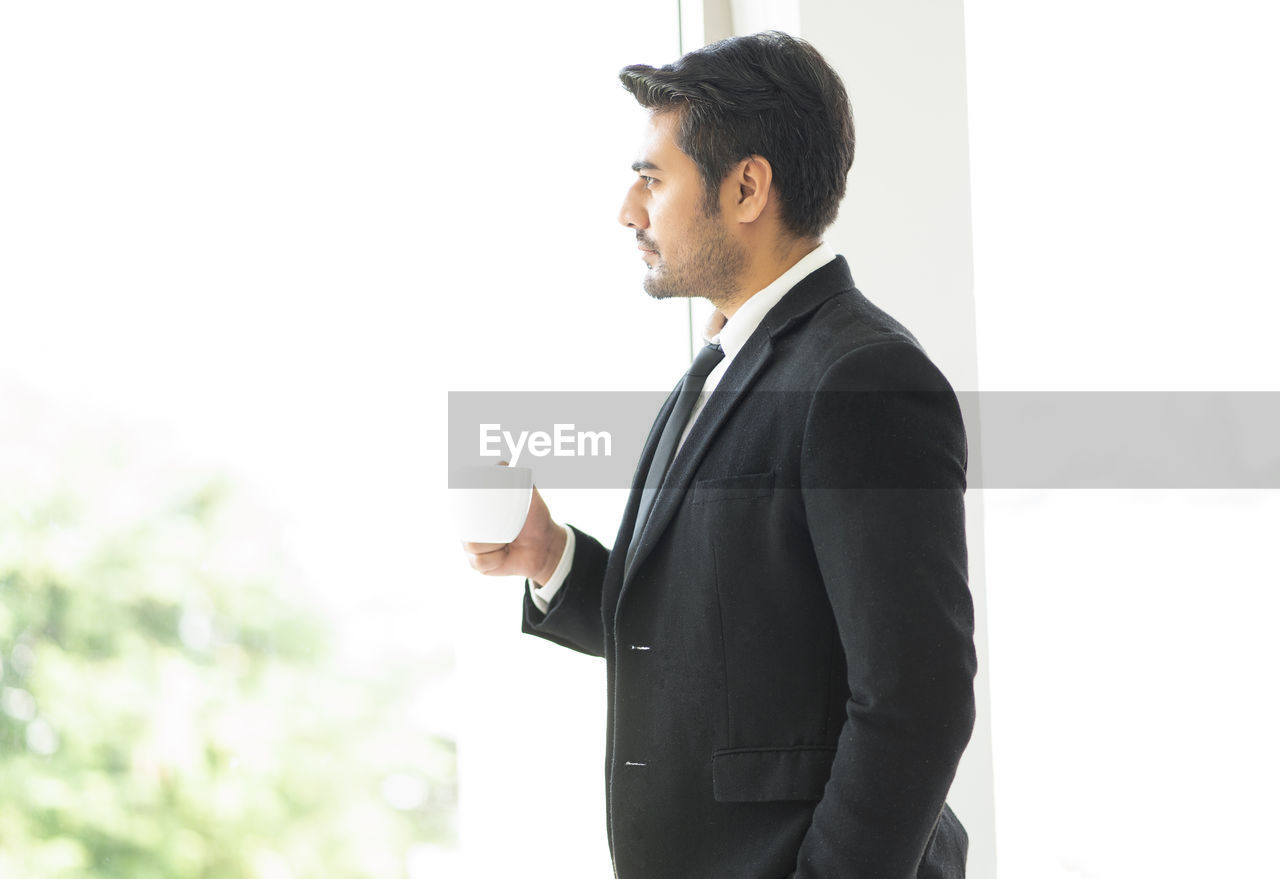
[638,175,657,189]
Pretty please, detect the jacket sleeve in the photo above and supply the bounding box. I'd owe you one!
[520,524,611,658]
[793,341,977,878]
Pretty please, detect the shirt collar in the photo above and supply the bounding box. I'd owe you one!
[705,242,837,360]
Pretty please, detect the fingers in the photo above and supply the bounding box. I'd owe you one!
[464,542,510,575]
[460,484,557,580]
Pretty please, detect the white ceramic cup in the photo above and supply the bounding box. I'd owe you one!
[451,465,534,544]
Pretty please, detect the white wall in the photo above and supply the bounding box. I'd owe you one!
[965,2,1280,877]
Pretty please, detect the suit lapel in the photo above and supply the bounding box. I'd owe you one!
[626,380,683,511]
[617,256,857,596]
[619,333,775,591]
[605,381,682,587]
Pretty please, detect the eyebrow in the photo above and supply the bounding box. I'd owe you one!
[631,160,660,173]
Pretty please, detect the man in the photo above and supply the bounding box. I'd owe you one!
[464,31,976,879]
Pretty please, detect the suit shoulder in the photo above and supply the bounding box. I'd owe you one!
[787,287,945,387]
[762,288,963,401]
[816,287,923,354]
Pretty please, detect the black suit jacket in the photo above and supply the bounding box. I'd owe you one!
[523,256,976,879]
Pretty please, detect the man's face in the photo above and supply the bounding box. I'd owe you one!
[618,111,745,302]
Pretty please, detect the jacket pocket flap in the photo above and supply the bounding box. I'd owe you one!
[712,746,836,802]
[692,469,776,504]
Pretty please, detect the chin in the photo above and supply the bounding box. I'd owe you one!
[639,265,674,297]
[643,278,683,300]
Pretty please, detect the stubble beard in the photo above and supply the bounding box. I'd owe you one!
[642,214,746,306]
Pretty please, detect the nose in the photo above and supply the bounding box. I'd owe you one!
[618,180,648,230]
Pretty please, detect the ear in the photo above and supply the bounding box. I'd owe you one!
[727,155,774,224]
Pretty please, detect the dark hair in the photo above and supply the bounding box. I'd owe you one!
[619,31,855,239]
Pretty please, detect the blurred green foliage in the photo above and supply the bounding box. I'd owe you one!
[0,458,455,878]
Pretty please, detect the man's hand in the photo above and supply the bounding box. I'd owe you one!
[463,486,567,586]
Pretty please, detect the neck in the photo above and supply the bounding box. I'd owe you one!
[716,236,823,320]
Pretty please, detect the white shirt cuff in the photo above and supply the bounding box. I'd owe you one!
[529,525,575,614]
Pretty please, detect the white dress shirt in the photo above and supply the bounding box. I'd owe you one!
[529,242,837,612]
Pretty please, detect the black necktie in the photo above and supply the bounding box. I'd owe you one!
[625,342,725,574]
